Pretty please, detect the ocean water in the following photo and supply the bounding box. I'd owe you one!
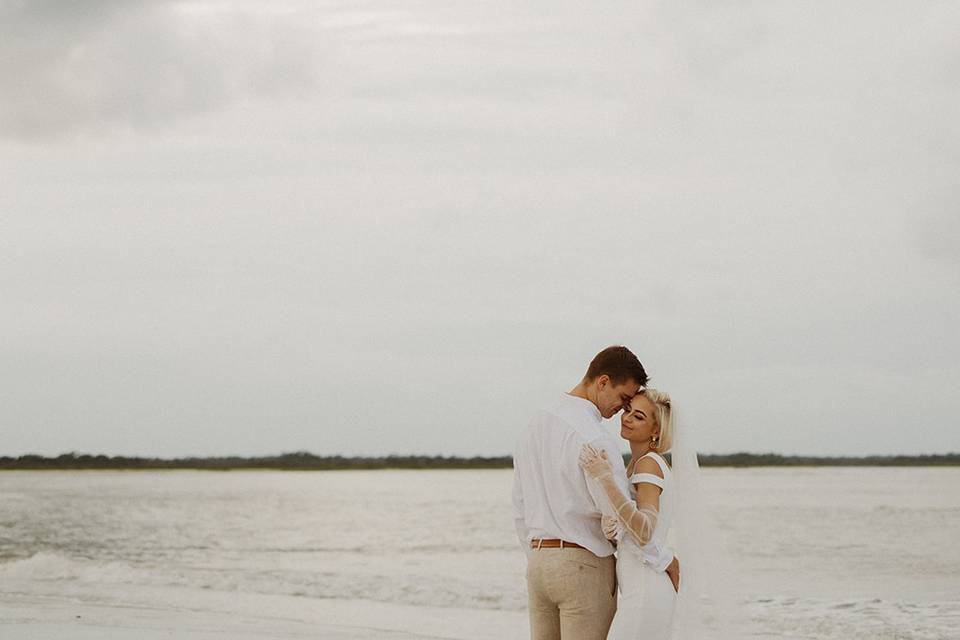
[0,468,957,639]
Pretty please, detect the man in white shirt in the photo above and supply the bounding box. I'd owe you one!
[512,346,655,640]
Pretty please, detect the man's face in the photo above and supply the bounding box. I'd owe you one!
[596,376,640,419]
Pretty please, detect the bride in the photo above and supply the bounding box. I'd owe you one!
[579,388,684,640]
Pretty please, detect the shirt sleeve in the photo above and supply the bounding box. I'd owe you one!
[511,442,530,554]
[643,542,675,573]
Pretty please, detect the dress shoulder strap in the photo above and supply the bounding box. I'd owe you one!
[628,472,664,488]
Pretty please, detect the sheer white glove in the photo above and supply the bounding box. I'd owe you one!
[578,443,614,480]
[579,444,659,547]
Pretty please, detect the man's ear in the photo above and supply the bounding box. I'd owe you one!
[596,374,610,390]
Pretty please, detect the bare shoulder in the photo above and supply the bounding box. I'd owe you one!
[635,455,664,479]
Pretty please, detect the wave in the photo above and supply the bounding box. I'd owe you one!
[0,552,144,584]
[238,544,515,554]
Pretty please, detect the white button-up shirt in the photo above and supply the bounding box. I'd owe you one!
[511,393,630,557]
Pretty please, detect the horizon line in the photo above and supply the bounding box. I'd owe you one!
[4,450,959,460]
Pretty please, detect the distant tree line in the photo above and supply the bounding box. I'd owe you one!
[0,451,958,470]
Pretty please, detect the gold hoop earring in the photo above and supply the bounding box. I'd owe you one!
[650,435,660,449]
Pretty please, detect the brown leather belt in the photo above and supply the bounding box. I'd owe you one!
[530,538,585,550]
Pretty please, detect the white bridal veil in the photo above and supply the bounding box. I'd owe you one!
[669,406,736,639]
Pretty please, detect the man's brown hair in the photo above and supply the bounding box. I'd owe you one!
[584,346,648,387]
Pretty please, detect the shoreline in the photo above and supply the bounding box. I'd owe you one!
[3,464,960,472]
[2,452,959,471]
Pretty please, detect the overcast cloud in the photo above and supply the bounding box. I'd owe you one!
[2,1,958,457]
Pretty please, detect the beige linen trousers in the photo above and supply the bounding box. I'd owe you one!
[526,548,617,640]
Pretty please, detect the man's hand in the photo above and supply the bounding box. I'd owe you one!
[601,515,619,541]
[665,556,680,593]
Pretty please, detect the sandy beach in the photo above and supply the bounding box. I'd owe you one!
[0,591,527,640]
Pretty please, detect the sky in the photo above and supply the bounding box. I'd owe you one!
[2,0,959,458]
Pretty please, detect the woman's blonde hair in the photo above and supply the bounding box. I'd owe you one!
[639,388,673,453]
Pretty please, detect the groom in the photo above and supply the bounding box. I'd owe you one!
[512,346,673,640]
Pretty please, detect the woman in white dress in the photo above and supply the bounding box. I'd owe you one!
[579,388,678,640]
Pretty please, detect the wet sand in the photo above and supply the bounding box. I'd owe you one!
[0,591,527,640]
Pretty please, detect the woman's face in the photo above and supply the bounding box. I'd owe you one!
[620,394,659,445]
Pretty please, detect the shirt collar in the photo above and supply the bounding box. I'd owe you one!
[561,393,602,424]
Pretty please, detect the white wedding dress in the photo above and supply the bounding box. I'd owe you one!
[608,451,676,640]
[581,413,715,640]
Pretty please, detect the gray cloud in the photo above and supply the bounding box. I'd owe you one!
[0,1,327,139]
[915,198,960,273]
